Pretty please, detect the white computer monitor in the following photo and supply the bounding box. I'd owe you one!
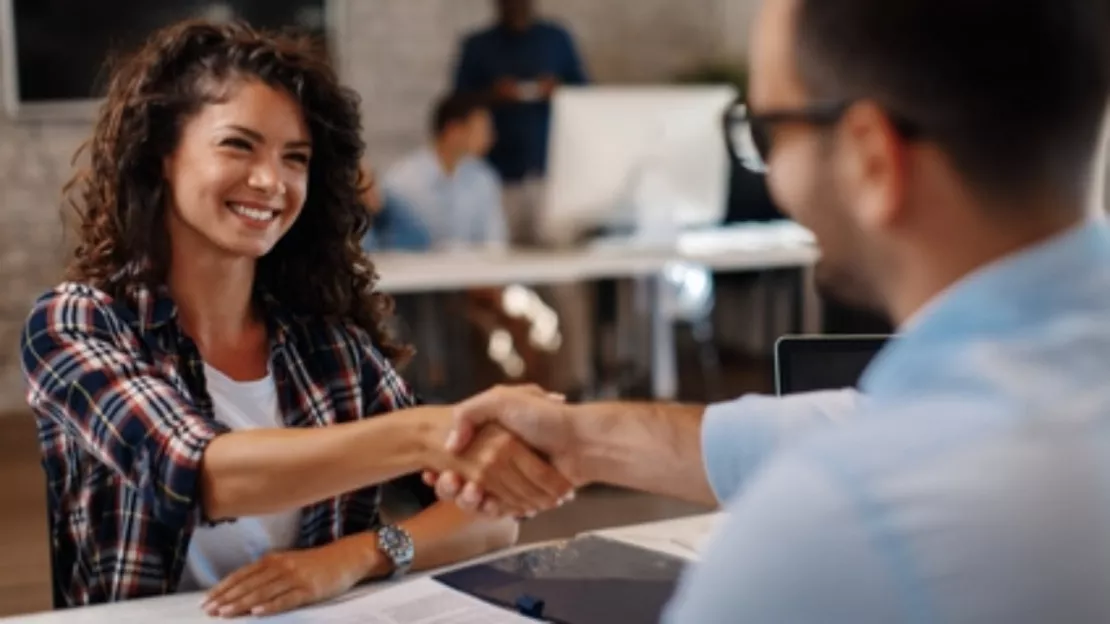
[539,85,738,245]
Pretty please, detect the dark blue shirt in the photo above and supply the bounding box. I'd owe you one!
[453,21,588,182]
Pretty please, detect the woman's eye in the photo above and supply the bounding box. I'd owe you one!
[285,152,311,165]
[221,137,253,151]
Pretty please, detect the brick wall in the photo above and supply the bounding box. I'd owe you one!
[0,0,755,412]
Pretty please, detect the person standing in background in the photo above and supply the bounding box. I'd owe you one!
[453,0,588,244]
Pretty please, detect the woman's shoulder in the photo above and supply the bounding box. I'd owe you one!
[23,282,135,335]
[27,281,122,324]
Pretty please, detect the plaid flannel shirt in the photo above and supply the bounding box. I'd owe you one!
[20,281,416,606]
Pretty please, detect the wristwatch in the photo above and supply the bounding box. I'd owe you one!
[375,524,415,579]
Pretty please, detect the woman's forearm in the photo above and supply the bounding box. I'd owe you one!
[343,502,520,580]
[199,407,452,520]
[402,502,519,573]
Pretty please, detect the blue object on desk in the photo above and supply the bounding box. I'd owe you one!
[515,594,546,619]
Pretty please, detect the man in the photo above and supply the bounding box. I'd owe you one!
[432,0,1110,621]
[384,93,506,249]
[453,0,588,242]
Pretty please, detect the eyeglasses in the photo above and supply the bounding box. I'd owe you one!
[723,96,921,173]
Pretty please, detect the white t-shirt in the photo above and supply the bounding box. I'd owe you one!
[176,364,301,592]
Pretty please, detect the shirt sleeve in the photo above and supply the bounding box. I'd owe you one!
[379,192,432,251]
[453,35,486,92]
[701,388,863,502]
[19,287,230,528]
[557,27,589,85]
[663,452,902,623]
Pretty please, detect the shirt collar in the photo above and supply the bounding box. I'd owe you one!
[861,218,1110,397]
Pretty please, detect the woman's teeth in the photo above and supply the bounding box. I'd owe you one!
[228,203,276,222]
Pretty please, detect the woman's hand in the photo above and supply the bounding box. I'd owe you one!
[203,542,374,618]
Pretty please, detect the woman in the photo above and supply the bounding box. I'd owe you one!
[19,20,572,617]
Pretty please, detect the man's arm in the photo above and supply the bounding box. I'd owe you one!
[435,386,863,513]
[565,402,715,506]
[662,452,901,623]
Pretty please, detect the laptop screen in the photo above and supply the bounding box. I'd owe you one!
[775,335,889,395]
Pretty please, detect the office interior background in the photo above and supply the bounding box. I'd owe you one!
[1,0,1109,618]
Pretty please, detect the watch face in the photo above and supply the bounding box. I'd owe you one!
[380,526,414,567]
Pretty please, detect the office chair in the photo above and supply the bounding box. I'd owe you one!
[659,261,722,398]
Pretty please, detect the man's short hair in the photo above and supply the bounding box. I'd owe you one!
[794,0,1110,202]
[431,92,488,137]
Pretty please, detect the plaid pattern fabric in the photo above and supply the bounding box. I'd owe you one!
[20,281,415,606]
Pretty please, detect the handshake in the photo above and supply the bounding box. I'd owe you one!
[422,385,585,519]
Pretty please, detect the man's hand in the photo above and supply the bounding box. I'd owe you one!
[426,385,582,516]
[493,77,520,102]
[537,74,560,99]
[203,543,365,618]
[429,421,574,518]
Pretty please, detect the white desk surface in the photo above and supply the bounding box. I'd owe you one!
[6,513,721,623]
[373,223,818,294]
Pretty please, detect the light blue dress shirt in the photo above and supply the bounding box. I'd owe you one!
[667,219,1110,623]
[383,147,507,249]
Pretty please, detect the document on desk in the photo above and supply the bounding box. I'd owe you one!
[265,578,539,624]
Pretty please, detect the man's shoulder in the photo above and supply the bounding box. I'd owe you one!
[460,158,501,186]
[460,25,499,48]
[533,20,574,38]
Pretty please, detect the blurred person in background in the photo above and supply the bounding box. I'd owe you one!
[453,0,588,243]
[432,0,1110,621]
[19,20,573,616]
[454,0,594,398]
[383,93,506,250]
[383,94,556,399]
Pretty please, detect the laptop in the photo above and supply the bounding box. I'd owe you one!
[774,335,890,395]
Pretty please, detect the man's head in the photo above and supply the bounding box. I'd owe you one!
[746,0,1110,320]
[432,93,495,159]
[496,0,535,33]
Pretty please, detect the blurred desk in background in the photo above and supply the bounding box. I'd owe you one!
[373,222,820,399]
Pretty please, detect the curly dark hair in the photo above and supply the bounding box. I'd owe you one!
[63,19,411,364]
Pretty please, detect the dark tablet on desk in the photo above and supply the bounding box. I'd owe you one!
[434,536,687,624]
[775,335,889,395]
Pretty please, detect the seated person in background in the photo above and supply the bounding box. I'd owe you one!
[384,94,555,393]
[383,93,506,250]
[19,20,572,616]
[358,166,432,252]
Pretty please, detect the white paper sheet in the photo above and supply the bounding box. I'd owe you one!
[259,578,540,624]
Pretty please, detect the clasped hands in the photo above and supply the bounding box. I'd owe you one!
[424,384,582,518]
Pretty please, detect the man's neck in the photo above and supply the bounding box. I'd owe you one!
[434,142,464,176]
[887,210,1086,326]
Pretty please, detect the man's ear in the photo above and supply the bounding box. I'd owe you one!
[835,101,907,232]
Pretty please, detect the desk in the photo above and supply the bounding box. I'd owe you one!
[373,223,819,399]
[6,513,722,623]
